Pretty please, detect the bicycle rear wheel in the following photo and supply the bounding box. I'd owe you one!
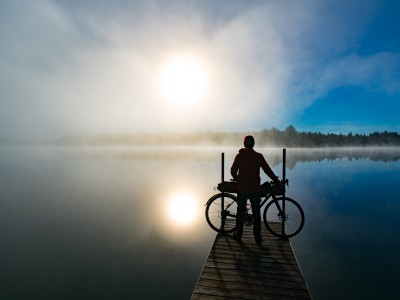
[205,193,238,233]
[263,197,304,238]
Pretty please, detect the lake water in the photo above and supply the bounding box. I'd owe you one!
[1,146,400,299]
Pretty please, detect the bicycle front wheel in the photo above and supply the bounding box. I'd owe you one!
[263,197,304,238]
[205,193,238,233]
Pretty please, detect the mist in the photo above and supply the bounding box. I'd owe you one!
[1,0,397,138]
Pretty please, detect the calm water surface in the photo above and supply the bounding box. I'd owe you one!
[1,146,400,299]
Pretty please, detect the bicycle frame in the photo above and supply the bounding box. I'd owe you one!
[214,191,283,220]
[205,185,303,238]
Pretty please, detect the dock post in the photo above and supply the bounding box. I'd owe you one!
[282,148,286,237]
[221,153,225,232]
[221,152,224,183]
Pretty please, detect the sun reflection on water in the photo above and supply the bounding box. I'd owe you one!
[166,192,200,226]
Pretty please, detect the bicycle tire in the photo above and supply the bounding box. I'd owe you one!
[205,193,238,233]
[263,197,304,238]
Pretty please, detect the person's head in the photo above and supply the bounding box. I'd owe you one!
[243,135,255,149]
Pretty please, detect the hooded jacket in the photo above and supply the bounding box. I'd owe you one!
[230,148,277,193]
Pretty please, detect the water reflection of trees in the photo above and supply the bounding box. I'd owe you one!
[63,147,400,168]
[274,148,400,169]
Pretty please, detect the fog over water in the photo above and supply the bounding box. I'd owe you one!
[54,145,400,165]
[1,145,399,299]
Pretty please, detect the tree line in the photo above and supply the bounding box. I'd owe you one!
[255,125,400,147]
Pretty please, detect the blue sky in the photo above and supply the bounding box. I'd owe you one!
[293,0,400,133]
[0,0,399,137]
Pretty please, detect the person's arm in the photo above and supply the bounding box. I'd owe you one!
[260,155,279,182]
[230,155,239,181]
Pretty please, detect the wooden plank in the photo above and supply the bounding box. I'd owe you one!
[192,222,311,299]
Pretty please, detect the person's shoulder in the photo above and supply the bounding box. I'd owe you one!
[238,148,246,154]
[233,148,245,160]
[253,150,266,159]
[251,149,262,155]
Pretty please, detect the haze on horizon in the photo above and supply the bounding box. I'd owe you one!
[1,0,400,139]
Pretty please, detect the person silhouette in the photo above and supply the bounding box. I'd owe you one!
[230,135,279,244]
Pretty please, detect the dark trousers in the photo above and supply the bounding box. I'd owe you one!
[235,192,261,239]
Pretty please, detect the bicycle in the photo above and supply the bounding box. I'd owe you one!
[205,180,304,238]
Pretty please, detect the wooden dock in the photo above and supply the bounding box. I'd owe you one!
[192,222,311,299]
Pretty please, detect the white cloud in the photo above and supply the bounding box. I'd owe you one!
[321,53,400,93]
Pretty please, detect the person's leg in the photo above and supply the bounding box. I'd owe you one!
[234,193,246,240]
[250,195,262,242]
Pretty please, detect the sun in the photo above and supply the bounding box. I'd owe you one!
[159,55,207,106]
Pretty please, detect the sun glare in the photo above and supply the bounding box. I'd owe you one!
[159,55,207,106]
[167,193,198,225]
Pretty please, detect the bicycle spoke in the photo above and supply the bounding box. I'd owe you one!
[263,197,304,238]
[205,193,238,233]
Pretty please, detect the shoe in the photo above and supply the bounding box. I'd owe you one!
[255,235,262,245]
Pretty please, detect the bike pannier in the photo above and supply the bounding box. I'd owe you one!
[271,183,285,195]
[217,181,237,193]
[261,181,285,195]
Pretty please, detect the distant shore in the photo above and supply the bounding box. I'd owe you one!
[2,126,400,147]
[53,125,400,147]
